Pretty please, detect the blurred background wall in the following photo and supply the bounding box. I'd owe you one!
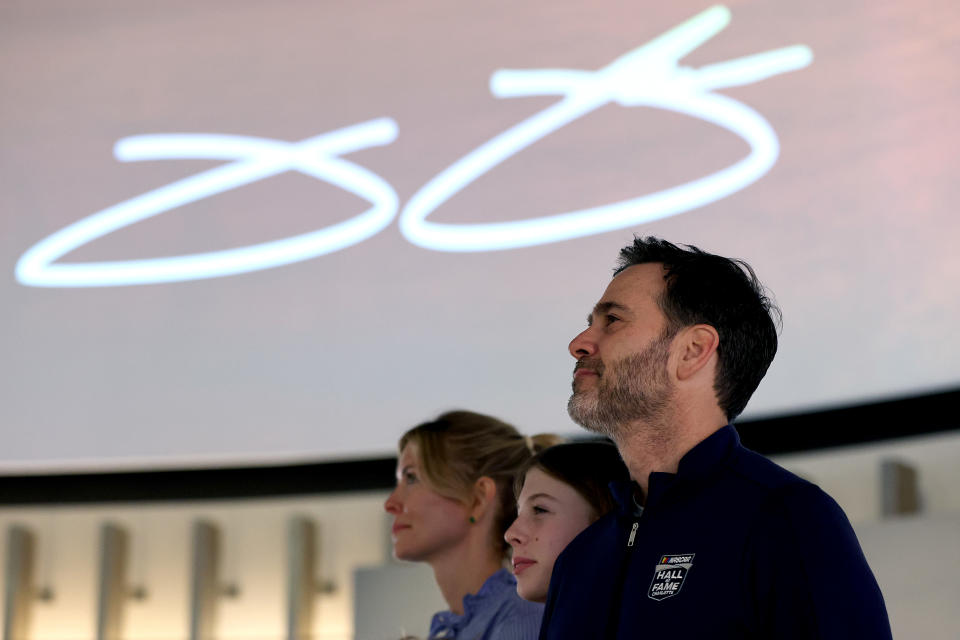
[1,422,958,639]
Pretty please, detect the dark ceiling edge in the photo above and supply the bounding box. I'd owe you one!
[734,386,960,455]
[2,387,958,505]
[0,457,399,506]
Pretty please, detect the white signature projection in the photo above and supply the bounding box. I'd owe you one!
[15,120,399,286]
[400,6,812,251]
[16,6,811,287]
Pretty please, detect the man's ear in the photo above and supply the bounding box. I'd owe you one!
[470,476,498,522]
[675,324,719,381]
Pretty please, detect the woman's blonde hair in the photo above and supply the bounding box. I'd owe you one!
[399,410,560,557]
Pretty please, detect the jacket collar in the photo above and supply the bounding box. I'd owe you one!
[611,425,740,513]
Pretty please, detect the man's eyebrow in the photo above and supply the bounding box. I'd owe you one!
[587,301,629,324]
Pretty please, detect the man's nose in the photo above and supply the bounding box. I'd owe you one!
[568,326,597,359]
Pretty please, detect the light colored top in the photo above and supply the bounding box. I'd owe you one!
[428,569,543,640]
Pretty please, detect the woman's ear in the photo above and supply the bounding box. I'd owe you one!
[470,476,498,521]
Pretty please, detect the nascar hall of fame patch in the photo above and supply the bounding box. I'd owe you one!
[648,553,695,601]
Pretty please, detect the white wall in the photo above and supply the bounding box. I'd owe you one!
[856,514,960,640]
[774,431,960,639]
[0,493,393,640]
[772,430,960,523]
[1,430,958,639]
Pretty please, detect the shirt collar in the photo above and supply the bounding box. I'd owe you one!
[429,568,515,638]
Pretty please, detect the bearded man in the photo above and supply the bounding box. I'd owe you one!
[539,237,892,639]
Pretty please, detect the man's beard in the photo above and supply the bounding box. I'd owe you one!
[567,332,674,439]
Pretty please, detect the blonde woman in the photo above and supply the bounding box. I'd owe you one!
[385,411,558,640]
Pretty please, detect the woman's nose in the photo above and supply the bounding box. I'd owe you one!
[384,487,402,514]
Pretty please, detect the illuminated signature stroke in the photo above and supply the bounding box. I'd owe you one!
[399,5,813,251]
[15,119,399,286]
[16,5,811,287]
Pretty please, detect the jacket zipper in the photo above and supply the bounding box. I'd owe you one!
[606,517,641,637]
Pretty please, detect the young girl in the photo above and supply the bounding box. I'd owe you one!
[385,410,559,640]
[505,441,630,603]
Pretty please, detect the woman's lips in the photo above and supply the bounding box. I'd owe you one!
[513,557,536,575]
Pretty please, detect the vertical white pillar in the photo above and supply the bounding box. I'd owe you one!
[880,459,920,517]
[95,523,129,640]
[286,516,316,640]
[188,520,221,640]
[3,525,35,640]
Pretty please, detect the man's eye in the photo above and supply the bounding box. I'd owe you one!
[606,314,620,324]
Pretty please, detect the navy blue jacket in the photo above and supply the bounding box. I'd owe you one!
[539,426,892,639]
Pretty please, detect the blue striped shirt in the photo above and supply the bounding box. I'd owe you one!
[429,569,543,640]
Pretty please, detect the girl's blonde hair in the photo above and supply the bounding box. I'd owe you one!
[399,410,560,556]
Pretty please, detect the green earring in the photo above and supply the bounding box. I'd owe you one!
[469,516,476,524]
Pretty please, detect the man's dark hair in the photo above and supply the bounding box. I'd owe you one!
[615,236,780,421]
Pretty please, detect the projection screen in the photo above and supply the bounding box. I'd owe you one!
[2,0,959,472]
